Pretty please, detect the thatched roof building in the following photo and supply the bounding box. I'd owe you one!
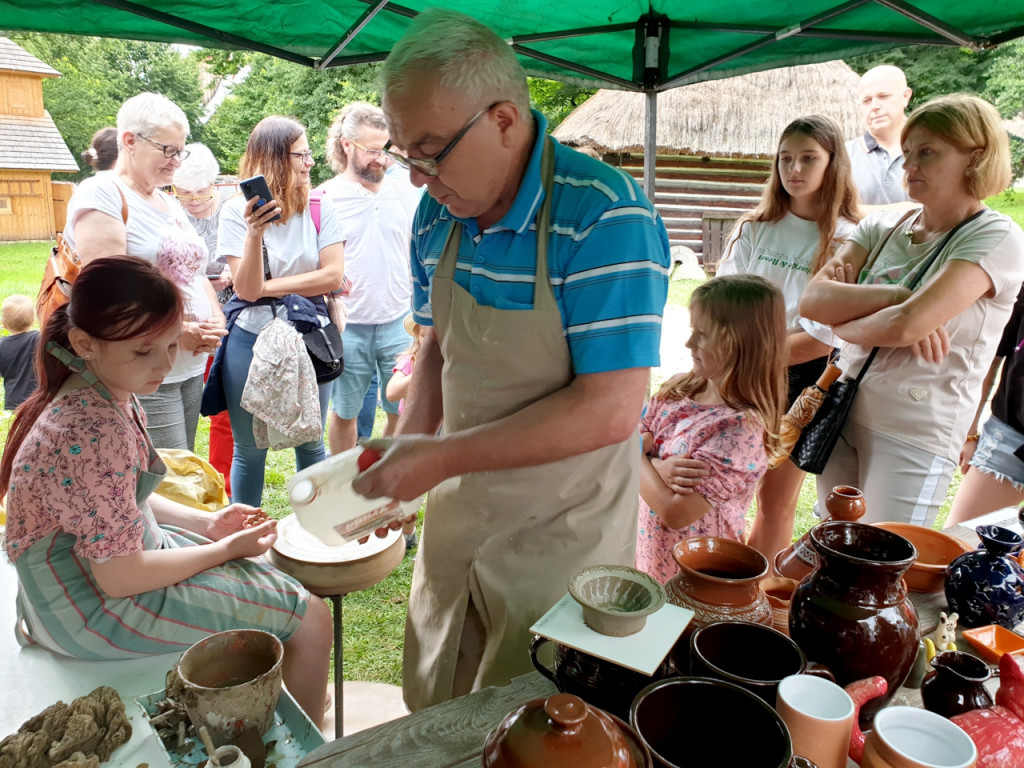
[552,60,864,260]
[553,60,864,158]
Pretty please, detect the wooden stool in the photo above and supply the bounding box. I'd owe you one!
[268,515,405,738]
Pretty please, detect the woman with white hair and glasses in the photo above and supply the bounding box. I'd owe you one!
[61,92,227,451]
[173,143,233,304]
[173,143,235,490]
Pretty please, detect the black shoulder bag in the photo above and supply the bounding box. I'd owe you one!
[263,242,345,384]
[792,208,985,474]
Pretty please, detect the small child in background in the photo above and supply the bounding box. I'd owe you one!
[385,314,422,552]
[637,274,788,584]
[0,295,40,411]
[386,314,421,413]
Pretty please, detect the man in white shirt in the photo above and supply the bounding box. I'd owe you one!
[845,65,914,207]
[318,102,414,453]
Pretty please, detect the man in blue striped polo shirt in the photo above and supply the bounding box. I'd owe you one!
[354,8,671,711]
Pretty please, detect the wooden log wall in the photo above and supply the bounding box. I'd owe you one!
[608,153,771,264]
[0,169,53,241]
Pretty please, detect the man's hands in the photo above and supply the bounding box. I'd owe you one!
[352,437,449,502]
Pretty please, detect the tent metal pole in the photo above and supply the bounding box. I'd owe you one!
[871,0,978,47]
[644,90,656,203]
[318,0,390,69]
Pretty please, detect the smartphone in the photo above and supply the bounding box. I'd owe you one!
[239,174,281,222]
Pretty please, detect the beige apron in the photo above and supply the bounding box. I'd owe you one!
[402,136,641,712]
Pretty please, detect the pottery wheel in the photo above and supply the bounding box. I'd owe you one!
[268,514,404,596]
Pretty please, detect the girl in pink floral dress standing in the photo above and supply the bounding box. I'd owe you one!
[637,274,787,583]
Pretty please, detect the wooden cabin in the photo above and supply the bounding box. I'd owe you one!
[553,61,864,269]
[0,37,78,242]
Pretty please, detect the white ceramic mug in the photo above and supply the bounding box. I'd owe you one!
[862,706,977,768]
[777,674,855,768]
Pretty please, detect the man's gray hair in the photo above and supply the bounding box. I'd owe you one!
[382,9,531,120]
[116,92,189,150]
[326,102,387,174]
[173,143,219,190]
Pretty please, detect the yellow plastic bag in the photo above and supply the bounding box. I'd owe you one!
[154,449,229,512]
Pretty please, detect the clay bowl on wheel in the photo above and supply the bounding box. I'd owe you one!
[568,565,666,637]
[872,522,974,593]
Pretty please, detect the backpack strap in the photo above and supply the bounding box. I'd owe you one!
[309,189,323,234]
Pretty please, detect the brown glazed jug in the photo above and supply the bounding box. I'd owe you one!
[920,650,994,719]
[774,486,866,582]
[664,536,772,641]
[788,521,919,728]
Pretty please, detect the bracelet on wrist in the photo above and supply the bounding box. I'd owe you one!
[965,433,980,442]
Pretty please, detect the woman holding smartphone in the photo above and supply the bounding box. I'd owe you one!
[215,116,345,505]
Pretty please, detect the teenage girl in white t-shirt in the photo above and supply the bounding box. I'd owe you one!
[715,115,862,561]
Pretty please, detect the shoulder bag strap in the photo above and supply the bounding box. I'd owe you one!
[851,207,987,384]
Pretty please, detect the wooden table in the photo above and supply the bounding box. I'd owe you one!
[297,524,989,768]
[297,672,557,767]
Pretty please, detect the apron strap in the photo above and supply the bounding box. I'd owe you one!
[45,341,163,469]
[436,135,557,310]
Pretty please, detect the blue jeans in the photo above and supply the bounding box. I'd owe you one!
[221,325,330,506]
[330,317,411,418]
[357,373,378,439]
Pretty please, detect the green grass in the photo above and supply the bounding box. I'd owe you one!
[0,240,53,301]
[986,188,1024,228]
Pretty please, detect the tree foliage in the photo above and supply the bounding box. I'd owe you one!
[203,55,381,185]
[528,78,595,129]
[10,33,204,181]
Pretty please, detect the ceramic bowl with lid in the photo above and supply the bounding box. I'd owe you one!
[481,692,651,768]
[568,565,666,637]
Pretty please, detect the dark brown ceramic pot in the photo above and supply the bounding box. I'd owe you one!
[630,677,795,768]
[530,636,669,722]
[482,692,651,768]
[774,486,866,581]
[920,650,994,719]
[789,521,919,728]
[664,537,771,641]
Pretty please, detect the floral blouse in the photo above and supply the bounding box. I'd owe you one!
[4,387,150,563]
[636,395,768,584]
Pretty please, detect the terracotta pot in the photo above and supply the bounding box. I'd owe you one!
[482,693,650,768]
[664,537,771,641]
[774,486,866,581]
[789,521,919,728]
[920,651,994,719]
[760,576,800,636]
[530,636,669,722]
[630,676,793,768]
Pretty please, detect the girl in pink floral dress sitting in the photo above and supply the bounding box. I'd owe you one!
[637,274,787,583]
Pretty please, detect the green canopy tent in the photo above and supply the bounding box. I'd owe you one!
[2,0,1022,194]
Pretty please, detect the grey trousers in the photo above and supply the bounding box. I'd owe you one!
[139,373,205,451]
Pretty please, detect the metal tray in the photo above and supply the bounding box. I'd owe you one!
[136,688,325,767]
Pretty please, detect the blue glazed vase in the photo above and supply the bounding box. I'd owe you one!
[944,524,1024,630]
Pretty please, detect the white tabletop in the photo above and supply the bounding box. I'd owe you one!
[0,556,176,765]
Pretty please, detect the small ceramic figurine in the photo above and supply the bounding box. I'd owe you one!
[924,612,959,660]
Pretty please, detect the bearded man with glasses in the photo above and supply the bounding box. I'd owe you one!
[353,8,671,711]
[316,102,415,462]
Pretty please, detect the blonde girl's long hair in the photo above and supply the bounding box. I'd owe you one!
[657,274,788,465]
[238,116,309,224]
[723,115,862,274]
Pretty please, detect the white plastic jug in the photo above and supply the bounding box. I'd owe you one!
[286,447,418,546]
